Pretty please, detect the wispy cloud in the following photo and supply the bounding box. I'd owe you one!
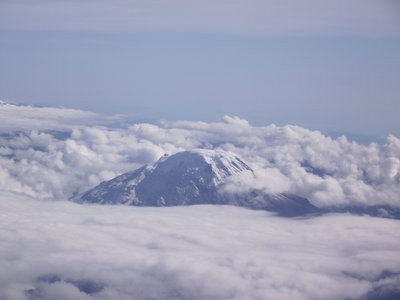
[0,101,126,132]
[0,0,399,36]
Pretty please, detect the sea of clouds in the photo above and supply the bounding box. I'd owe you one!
[1,102,400,300]
[0,102,399,208]
[1,191,400,300]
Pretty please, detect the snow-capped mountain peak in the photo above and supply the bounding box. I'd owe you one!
[151,149,252,185]
[80,149,252,206]
[79,149,320,216]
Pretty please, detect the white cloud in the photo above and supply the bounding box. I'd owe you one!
[0,104,400,208]
[1,105,400,299]
[0,101,124,132]
[220,168,291,195]
[0,191,399,300]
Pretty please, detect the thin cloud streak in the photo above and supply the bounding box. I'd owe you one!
[0,101,127,132]
[0,0,399,36]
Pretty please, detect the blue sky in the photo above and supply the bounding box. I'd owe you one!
[0,0,399,136]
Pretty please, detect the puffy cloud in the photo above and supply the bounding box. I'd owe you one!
[221,168,291,195]
[0,191,400,300]
[0,126,166,199]
[1,105,400,299]
[0,104,400,208]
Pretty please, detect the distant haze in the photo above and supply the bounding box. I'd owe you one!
[0,0,399,136]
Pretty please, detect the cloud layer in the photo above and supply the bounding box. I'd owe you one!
[0,0,399,36]
[1,104,400,300]
[0,105,399,208]
[0,101,124,132]
[1,191,400,300]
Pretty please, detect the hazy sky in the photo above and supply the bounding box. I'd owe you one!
[0,0,399,135]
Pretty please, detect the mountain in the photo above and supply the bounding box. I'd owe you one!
[328,205,400,220]
[79,149,320,216]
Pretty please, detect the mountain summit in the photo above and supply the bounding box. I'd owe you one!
[80,149,251,206]
[79,149,320,216]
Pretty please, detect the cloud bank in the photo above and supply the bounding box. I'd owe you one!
[1,104,400,300]
[0,104,399,209]
[1,191,400,300]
